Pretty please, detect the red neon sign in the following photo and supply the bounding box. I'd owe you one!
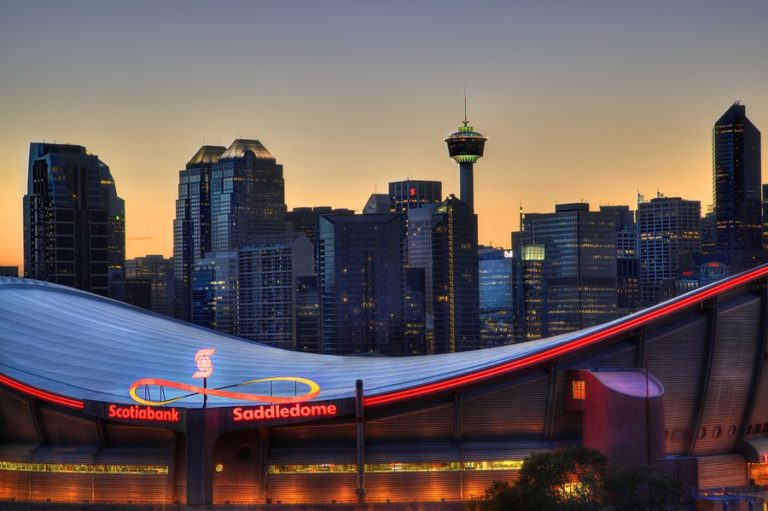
[108,404,180,422]
[233,403,337,422]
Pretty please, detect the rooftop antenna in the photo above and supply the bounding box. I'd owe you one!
[463,86,468,124]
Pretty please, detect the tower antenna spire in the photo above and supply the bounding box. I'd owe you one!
[463,86,468,124]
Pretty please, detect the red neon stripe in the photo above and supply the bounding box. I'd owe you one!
[0,374,84,409]
[365,265,768,407]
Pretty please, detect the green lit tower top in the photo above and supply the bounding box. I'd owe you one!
[444,97,487,212]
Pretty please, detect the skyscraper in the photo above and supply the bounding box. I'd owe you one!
[318,213,407,355]
[444,112,487,212]
[432,196,480,352]
[479,246,515,347]
[211,139,287,251]
[713,102,762,254]
[600,205,640,313]
[513,203,617,338]
[191,250,239,335]
[388,180,442,212]
[286,206,355,248]
[362,193,390,214]
[24,142,124,297]
[238,234,314,349]
[637,195,701,304]
[405,205,437,349]
[173,145,225,320]
[125,255,174,316]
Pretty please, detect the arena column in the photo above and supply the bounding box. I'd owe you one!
[186,407,222,505]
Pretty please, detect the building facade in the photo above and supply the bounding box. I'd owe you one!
[713,103,762,255]
[318,213,407,355]
[211,140,287,252]
[124,255,174,316]
[513,203,617,338]
[23,142,125,298]
[479,246,515,347]
[600,205,641,314]
[191,250,239,335]
[432,196,480,353]
[173,145,225,320]
[637,195,701,304]
[238,234,314,349]
[388,180,442,212]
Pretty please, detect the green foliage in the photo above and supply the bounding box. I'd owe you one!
[478,447,609,511]
[605,464,684,511]
[477,449,685,511]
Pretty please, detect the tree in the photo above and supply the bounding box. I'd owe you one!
[477,447,609,511]
[605,464,684,511]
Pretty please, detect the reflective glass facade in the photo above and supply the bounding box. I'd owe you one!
[479,247,515,347]
[173,145,224,320]
[191,250,239,335]
[125,255,173,316]
[388,180,442,212]
[637,196,701,304]
[514,203,617,338]
[432,196,480,353]
[318,214,407,355]
[238,234,314,349]
[211,140,287,252]
[23,143,125,298]
[713,103,762,254]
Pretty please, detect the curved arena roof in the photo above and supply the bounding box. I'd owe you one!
[2,266,768,410]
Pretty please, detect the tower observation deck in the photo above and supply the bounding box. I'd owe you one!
[444,114,487,211]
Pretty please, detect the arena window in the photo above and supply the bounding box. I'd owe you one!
[0,460,168,475]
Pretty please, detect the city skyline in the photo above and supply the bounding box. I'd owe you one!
[1,1,767,268]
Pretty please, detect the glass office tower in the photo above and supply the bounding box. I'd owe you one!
[173,145,225,320]
[713,103,762,254]
[24,143,124,298]
[318,213,407,355]
[432,196,480,353]
[637,195,701,304]
[514,203,617,337]
[389,180,442,212]
[211,139,287,252]
[479,247,515,347]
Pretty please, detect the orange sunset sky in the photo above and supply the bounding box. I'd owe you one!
[1,1,766,270]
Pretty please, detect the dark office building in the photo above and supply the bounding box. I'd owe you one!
[404,267,427,355]
[388,180,442,212]
[405,206,438,350]
[238,234,314,350]
[512,242,546,341]
[763,184,768,249]
[513,203,617,338]
[295,276,321,353]
[286,207,355,248]
[637,195,701,304]
[713,103,762,255]
[211,140,287,252]
[432,196,480,353]
[173,145,225,320]
[600,205,640,313]
[701,208,717,254]
[362,193,390,214]
[318,214,407,355]
[479,246,515,347]
[191,251,239,335]
[23,142,125,297]
[125,255,174,316]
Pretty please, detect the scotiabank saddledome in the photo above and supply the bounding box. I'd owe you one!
[3,268,768,505]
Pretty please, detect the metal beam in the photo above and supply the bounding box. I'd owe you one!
[452,391,463,443]
[543,361,558,440]
[687,298,718,455]
[355,379,366,502]
[738,282,768,443]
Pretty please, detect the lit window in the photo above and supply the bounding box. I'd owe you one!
[571,380,586,400]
